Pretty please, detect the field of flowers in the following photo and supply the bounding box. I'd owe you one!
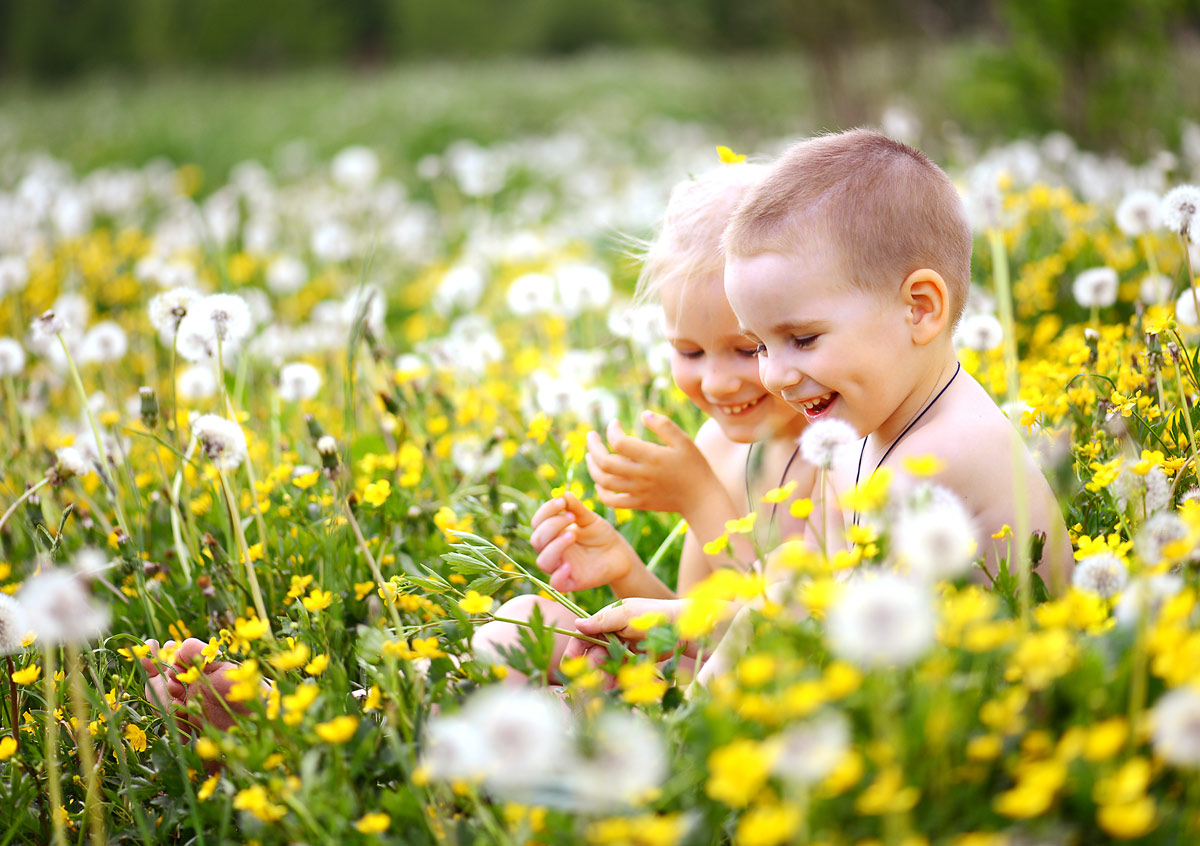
[4,105,1200,846]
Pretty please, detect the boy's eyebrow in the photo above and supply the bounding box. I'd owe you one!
[742,319,828,336]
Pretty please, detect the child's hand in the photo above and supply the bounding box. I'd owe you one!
[530,492,638,592]
[141,638,250,734]
[562,597,687,663]
[586,413,718,515]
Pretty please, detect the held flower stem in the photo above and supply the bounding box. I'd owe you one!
[217,467,270,628]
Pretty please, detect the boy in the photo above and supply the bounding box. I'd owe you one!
[721,128,1073,582]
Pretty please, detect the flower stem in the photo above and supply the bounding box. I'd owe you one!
[343,500,404,631]
[217,468,269,628]
[5,655,17,749]
[1173,363,1200,486]
[0,477,50,535]
[43,647,66,846]
[65,645,105,846]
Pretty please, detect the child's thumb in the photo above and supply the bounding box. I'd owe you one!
[562,491,599,527]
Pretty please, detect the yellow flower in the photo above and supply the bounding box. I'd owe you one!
[410,637,446,660]
[724,513,757,534]
[314,715,359,744]
[717,145,747,164]
[526,412,552,444]
[702,534,729,555]
[735,802,800,846]
[195,737,221,760]
[1097,796,1157,839]
[840,467,892,514]
[197,774,219,801]
[362,685,382,712]
[434,506,474,542]
[292,469,320,489]
[268,641,312,672]
[122,722,147,753]
[353,812,391,835]
[458,590,494,615]
[362,479,391,507]
[176,665,202,684]
[761,481,797,504]
[706,738,777,808]
[618,661,668,705]
[854,766,920,816]
[11,665,40,685]
[233,785,287,823]
[902,453,946,477]
[354,581,376,601]
[234,615,270,643]
[1082,717,1128,762]
[302,588,333,612]
[0,736,16,761]
[789,498,814,520]
[304,654,329,676]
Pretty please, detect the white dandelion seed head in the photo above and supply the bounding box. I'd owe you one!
[1116,189,1162,237]
[451,437,504,479]
[1135,511,1193,566]
[1161,185,1200,239]
[148,287,202,338]
[196,293,252,344]
[893,495,978,582]
[1146,467,1171,515]
[277,362,322,403]
[955,313,1004,352]
[18,567,110,646]
[30,309,67,341]
[1175,288,1200,328]
[799,418,859,470]
[465,686,571,795]
[1115,573,1184,629]
[1152,685,1200,766]
[1071,553,1129,598]
[176,363,218,401]
[174,310,217,362]
[568,709,667,809]
[420,715,489,782]
[191,413,248,470]
[265,255,308,294]
[331,145,381,191]
[310,219,355,263]
[1140,273,1173,305]
[555,264,612,316]
[825,572,936,668]
[80,320,128,364]
[0,337,26,376]
[0,593,30,656]
[1072,267,1119,309]
[772,711,851,786]
[506,272,557,316]
[72,547,113,579]
[341,285,386,336]
[433,264,486,317]
[53,446,92,479]
[0,254,29,297]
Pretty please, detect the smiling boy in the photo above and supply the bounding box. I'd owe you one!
[722,128,1073,583]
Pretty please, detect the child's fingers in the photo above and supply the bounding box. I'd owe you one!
[594,484,636,510]
[561,492,600,528]
[172,638,210,669]
[605,418,626,447]
[586,430,610,459]
[140,639,162,677]
[531,497,566,530]
[530,511,575,552]
[534,531,576,575]
[641,410,691,447]
[549,563,578,593]
[574,605,642,640]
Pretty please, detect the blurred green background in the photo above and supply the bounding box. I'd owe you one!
[1,0,1199,174]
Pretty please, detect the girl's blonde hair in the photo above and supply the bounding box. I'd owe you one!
[634,163,767,305]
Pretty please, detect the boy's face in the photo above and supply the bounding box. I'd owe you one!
[661,274,803,443]
[724,248,916,440]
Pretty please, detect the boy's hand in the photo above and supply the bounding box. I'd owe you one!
[561,597,690,665]
[530,492,638,592]
[141,637,250,734]
[585,412,718,515]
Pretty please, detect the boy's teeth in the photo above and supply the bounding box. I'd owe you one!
[802,392,834,410]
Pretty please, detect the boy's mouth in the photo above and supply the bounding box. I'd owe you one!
[797,391,837,419]
[715,395,767,416]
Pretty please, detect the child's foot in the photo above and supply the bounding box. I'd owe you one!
[140,637,250,734]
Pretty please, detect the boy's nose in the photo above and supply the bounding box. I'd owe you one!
[760,355,799,397]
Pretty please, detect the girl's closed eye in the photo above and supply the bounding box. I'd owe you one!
[675,348,704,359]
[737,346,759,358]
[792,335,818,350]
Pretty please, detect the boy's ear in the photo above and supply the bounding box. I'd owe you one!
[900,269,950,345]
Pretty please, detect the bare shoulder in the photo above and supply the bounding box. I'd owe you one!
[694,418,750,501]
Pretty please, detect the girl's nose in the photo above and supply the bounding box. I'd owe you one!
[701,362,741,398]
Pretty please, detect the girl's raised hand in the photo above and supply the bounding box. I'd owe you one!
[529,492,639,592]
[585,411,719,515]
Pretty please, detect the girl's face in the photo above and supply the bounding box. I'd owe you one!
[661,274,804,444]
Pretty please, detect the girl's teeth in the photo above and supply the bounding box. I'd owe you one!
[721,397,762,415]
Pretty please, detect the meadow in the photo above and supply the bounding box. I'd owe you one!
[3,57,1200,845]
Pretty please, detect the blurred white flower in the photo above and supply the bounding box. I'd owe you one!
[555,264,612,316]
[433,265,486,317]
[148,287,201,338]
[191,414,248,470]
[311,220,355,263]
[0,337,26,376]
[451,437,504,478]
[772,711,851,785]
[0,254,29,296]
[469,686,570,796]
[569,710,667,808]
[30,309,67,341]
[1116,189,1162,237]
[72,548,113,579]
[18,567,109,646]
[534,372,585,417]
[955,313,1004,352]
[1135,512,1193,566]
[176,363,218,401]
[1072,267,1119,308]
[0,593,29,656]
[52,446,92,481]
[506,272,556,315]
[799,418,858,470]
[80,320,128,364]
[1071,553,1128,598]
[1115,573,1183,628]
[266,255,308,294]
[1175,288,1200,327]
[1152,686,1200,766]
[893,495,978,582]
[1139,273,1173,305]
[342,285,386,336]
[278,362,322,402]
[1161,185,1200,238]
[826,573,935,668]
[573,387,619,425]
[195,293,253,344]
[420,715,489,781]
[331,146,381,191]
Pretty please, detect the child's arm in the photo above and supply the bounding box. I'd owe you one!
[586,413,755,590]
[531,492,674,599]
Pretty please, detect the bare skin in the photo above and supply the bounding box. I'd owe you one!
[141,637,252,735]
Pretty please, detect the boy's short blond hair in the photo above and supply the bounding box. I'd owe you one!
[636,163,767,303]
[723,129,972,325]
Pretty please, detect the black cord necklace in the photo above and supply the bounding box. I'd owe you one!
[851,361,962,526]
[745,441,802,531]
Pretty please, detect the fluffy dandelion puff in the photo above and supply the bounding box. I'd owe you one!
[506,273,556,316]
[0,254,29,296]
[278,362,322,402]
[30,309,67,342]
[80,320,128,364]
[555,264,613,316]
[451,437,504,478]
[955,313,1004,352]
[772,711,851,785]
[569,710,667,808]
[1140,273,1173,305]
[1071,553,1129,598]
[191,414,248,470]
[1152,686,1200,766]
[316,435,338,456]
[1161,185,1200,239]
[195,293,252,345]
[1116,189,1162,237]
[0,337,26,376]
[799,418,858,470]
[433,265,485,317]
[1072,267,1119,308]
[148,287,202,338]
[18,567,110,646]
[1136,512,1194,566]
[825,572,936,668]
[51,446,92,481]
[893,495,978,582]
[331,145,381,191]
[0,593,30,656]
[1175,288,1200,328]
[465,686,570,795]
[265,255,308,295]
[420,715,489,781]
[177,364,218,401]
[1116,573,1184,628]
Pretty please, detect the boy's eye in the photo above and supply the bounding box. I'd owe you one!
[792,335,817,350]
[753,343,767,357]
